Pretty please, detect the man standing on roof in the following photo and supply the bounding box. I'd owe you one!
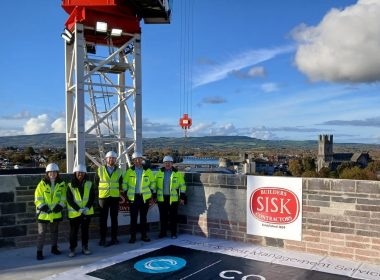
[123,152,155,243]
[155,155,186,239]
[94,151,123,247]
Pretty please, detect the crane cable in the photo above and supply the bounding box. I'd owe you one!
[179,0,194,137]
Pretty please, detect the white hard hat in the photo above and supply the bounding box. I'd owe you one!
[132,152,143,159]
[105,151,117,158]
[163,155,174,163]
[46,163,59,172]
[73,164,87,173]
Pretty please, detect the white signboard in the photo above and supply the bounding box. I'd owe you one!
[108,192,159,226]
[247,176,302,241]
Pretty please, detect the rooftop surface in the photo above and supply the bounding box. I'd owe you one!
[1,234,380,280]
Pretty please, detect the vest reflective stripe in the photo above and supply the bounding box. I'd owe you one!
[155,170,186,204]
[98,166,122,198]
[123,168,154,203]
[67,181,94,219]
[34,180,66,222]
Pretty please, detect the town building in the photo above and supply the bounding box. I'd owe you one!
[317,134,370,171]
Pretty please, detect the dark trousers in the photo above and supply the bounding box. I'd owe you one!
[69,216,91,250]
[158,195,179,236]
[129,194,149,238]
[37,222,59,251]
[99,197,119,241]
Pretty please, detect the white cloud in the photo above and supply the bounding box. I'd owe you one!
[51,117,65,133]
[198,96,227,106]
[0,116,26,136]
[193,46,294,87]
[249,129,276,140]
[209,123,238,136]
[292,0,380,83]
[185,122,276,139]
[2,110,31,120]
[261,83,280,92]
[190,122,216,136]
[248,66,266,78]
[230,66,266,80]
[0,113,68,136]
[23,114,51,135]
[0,129,24,136]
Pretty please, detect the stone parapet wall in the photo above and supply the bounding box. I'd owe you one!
[1,173,379,265]
[178,173,380,265]
[0,173,136,249]
[0,174,91,248]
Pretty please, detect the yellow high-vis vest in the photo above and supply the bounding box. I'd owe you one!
[97,166,122,198]
[67,181,94,219]
[123,167,155,203]
[34,179,66,223]
[155,167,186,204]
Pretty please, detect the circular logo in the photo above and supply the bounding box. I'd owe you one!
[134,256,186,273]
[250,187,300,224]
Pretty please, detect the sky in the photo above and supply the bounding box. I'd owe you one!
[1,0,380,144]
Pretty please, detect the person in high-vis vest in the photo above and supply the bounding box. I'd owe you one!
[94,151,123,247]
[123,152,155,243]
[155,155,186,239]
[34,163,66,260]
[66,164,95,257]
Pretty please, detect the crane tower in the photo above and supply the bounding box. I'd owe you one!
[61,0,171,172]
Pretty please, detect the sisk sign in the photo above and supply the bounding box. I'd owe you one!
[108,191,159,226]
[247,176,302,241]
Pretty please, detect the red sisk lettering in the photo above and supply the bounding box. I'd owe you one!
[280,198,291,214]
[256,196,264,211]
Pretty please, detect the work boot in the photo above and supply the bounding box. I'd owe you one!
[128,235,136,244]
[82,246,92,255]
[51,245,61,255]
[106,238,119,247]
[141,235,151,242]
[158,232,167,239]
[68,249,76,258]
[36,250,44,260]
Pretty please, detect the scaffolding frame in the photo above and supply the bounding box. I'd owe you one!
[64,23,142,172]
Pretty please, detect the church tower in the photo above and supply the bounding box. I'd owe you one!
[317,135,333,171]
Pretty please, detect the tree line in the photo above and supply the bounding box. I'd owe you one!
[285,157,380,180]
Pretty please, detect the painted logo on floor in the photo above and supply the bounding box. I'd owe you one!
[87,245,361,280]
[134,256,186,273]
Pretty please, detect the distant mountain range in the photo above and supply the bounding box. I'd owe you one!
[0,133,378,153]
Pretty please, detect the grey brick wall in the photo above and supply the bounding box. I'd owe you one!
[1,173,379,265]
[0,173,134,249]
[178,174,380,265]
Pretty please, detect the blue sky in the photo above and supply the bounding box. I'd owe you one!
[1,0,380,143]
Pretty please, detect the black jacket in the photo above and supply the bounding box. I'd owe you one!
[67,174,95,213]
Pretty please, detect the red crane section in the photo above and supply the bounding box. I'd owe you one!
[61,0,171,46]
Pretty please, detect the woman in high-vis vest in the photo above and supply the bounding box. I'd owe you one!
[123,152,155,243]
[155,155,186,239]
[34,163,66,260]
[66,164,95,257]
[94,151,123,247]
